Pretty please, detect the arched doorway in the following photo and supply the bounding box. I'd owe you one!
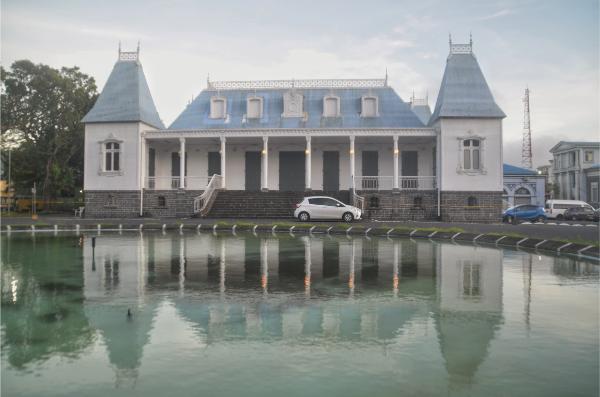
[514,187,532,206]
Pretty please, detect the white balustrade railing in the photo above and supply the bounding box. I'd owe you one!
[352,191,365,211]
[193,174,222,216]
[185,176,211,190]
[355,176,437,191]
[145,176,211,190]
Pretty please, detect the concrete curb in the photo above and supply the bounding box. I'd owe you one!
[2,222,598,262]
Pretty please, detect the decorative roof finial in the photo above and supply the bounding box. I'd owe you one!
[118,41,122,56]
[469,32,473,50]
[384,68,388,86]
[137,41,140,56]
[449,33,452,48]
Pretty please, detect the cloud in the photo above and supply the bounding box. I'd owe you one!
[476,9,515,21]
[4,12,151,41]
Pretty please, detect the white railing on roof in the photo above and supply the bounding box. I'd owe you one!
[206,78,387,91]
[193,174,222,216]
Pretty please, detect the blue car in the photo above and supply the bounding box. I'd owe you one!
[503,204,547,223]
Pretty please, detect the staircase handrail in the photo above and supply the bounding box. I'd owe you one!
[352,190,365,211]
[193,174,222,216]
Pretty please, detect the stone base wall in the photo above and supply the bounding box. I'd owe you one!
[84,190,203,218]
[143,190,203,218]
[357,190,438,220]
[84,191,141,218]
[439,191,503,222]
[85,189,502,222]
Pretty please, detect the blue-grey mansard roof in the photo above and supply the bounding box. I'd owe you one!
[168,85,427,130]
[82,49,165,129]
[430,40,505,123]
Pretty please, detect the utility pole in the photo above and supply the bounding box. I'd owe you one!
[521,88,533,169]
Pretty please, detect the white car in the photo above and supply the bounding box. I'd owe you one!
[294,196,362,222]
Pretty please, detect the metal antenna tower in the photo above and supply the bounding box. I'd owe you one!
[521,87,533,169]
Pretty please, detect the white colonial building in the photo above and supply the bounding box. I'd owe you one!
[83,38,505,221]
[549,141,600,203]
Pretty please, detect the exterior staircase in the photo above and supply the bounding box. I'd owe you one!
[206,191,306,218]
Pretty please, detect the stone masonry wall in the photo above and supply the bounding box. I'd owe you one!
[440,191,503,222]
[85,190,203,218]
[84,191,141,218]
[357,190,438,220]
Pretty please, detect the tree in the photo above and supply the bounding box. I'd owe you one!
[1,60,97,199]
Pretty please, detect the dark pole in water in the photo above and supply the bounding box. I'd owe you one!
[91,237,96,271]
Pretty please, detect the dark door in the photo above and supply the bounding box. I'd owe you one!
[208,151,221,177]
[323,151,340,191]
[361,151,378,189]
[401,151,418,188]
[148,148,156,177]
[279,151,305,191]
[172,152,187,189]
[322,239,339,278]
[245,151,261,191]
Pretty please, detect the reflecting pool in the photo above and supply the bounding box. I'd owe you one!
[1,232,598,397]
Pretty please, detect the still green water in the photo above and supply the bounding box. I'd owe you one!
[1,232,598,397]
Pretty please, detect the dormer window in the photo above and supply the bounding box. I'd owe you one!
[210,96,227,119]
[323,95,340,117]
[361,96,378,117]
[246,96,263,119]
[283,91,303,118]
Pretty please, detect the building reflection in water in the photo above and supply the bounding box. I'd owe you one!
[434,243,503,389]
[9,231,596,390]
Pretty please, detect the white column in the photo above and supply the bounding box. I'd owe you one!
[220,136,227,189]
[393,240,399,297]
[139,135,146,216]
[349,136,356,190]
[305,136,312,191]
[261,239,268,293]
[304,237,311,296]
[262,136,269,191]
[179,137,186,189]
[220,239,226,295]
[393,136,399,190]
[349,238,356,296]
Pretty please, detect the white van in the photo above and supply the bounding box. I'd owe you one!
[545,200,595,220]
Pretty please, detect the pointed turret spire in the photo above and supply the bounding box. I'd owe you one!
[82,43,164,129]
[431,35,504,124]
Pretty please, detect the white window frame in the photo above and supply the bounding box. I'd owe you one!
[457,135,486,175]
[360,95,379,117]
[246,96,263,119]
[460,261,481,298]
[210,96,227,119]
[98,138,123,176]
[323,95,341,118]
[584,150,594,163]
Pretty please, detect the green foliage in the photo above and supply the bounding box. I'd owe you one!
[1,60,98,198]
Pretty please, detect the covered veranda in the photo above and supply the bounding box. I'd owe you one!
[142,129,439,194]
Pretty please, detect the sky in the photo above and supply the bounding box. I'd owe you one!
[2,0,598,167]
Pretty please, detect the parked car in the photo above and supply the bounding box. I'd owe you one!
[294,196,362,222]
[563,206,598,222]
[503,204,547,223]
[587,202,600,210]
[544,199,595,220]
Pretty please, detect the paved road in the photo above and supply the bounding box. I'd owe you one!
[2,215,598,243]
